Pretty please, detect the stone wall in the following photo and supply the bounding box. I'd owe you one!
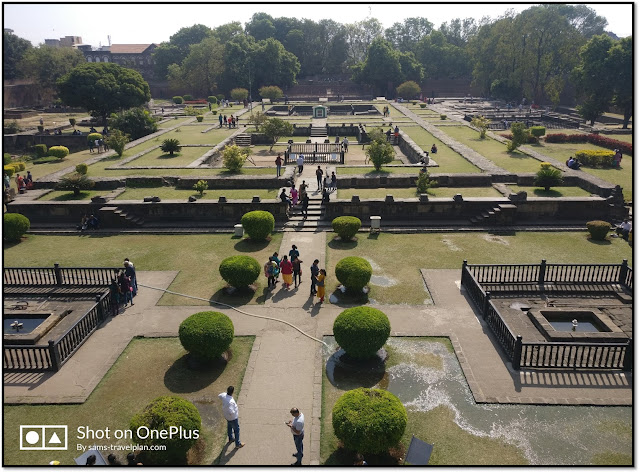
[4,133,87,153]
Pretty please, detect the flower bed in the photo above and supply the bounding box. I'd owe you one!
[544,133,632,154]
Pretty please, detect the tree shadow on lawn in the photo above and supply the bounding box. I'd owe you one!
[506,150,533,160]
[209,286,256,306]
[587,237,613,246]
[328,237,358,250]
[233,237,271,252]
[157,153,182,160]
[532,188,563,197]
[49,192,93,201]
[324,445,402,466]
[328,288,369,307]
[164,352,229,393]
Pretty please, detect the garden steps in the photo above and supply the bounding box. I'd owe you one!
[98,206,145,227]
[310,126,327,137]
[469,203,517,225]
[234,133,252,147]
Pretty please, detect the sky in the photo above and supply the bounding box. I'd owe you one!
[3,2,633,47]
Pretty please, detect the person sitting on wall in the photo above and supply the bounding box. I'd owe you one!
[566,156,581,170]
[280,188,292,209]
[86,214,99,230]
[89,126,97,133]
[431,143,438,154]
[616,219,632,241]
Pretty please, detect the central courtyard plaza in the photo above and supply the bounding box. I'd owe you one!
[3,98,633,466]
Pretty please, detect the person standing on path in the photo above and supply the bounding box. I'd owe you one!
[292,256,303,288]
[301,194,309,219]
[330,172,337,192]
[315,166,323,190]
[286,408,305,465]
[289,245,300,261]
[297,154,304,174]
[316,269,326,303]
[310,259,320,296]
[219,113,223,128]
[280,256,293,289]
[342,137,349,153]
[124,261,137,297]
[299,180,307,200]
[264,257,277,288]
[275,154,283,177]
[218,386,245,449]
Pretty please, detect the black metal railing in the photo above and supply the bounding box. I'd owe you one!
[284,142,345,164]
[461,260,633,371]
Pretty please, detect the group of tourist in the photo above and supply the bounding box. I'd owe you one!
[108,259,138,315]
[11,171,33,194]
[280,184,310,217]
[219,114,238,128]
[263,246,326,303]
[88,138,109,154]
[566,156,581,170]
[78,213,99,232]
[616,219,632,242]
[218,385,305,465]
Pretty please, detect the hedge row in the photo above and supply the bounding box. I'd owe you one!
[544,133,632,154]
[575,149,616,167]
[498,133,538,144]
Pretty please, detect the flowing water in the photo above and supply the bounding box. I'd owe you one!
[323,337,631,465]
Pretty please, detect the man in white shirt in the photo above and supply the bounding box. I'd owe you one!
[286,407,304,465]
[297,154,304,174]
[218,386,245,449]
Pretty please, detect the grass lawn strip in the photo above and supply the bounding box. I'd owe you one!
[37,190,105,201]
[402,127,482,174]
[509,185,593,197]
[2,337,254,466]
[3,233,283,306]
[336,187,502,200]
[116,188,279,201]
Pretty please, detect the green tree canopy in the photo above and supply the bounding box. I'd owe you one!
[607,37,632,129]
[396,80,422,99]
[260,118,293,151]
[58,63,150,120]
[259,85,284,101]
[167,36,224,97]
[385,17,434,53]
[152,24,214,80]
[19,46,85,103]
[4,30,32,80]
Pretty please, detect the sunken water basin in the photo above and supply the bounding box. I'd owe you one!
[323,337,631,465]
[528,309,626,342]
[3,312,63,345]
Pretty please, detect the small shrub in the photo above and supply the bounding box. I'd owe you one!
[529,126,546,139]
[37,125,44,133]
[419,103,426,108]
[130,396,201,464]
[241,211,275,240]
[56,173,95,195]
[75,163,88,175]
[212,110,218,115]
[179,311,234,361]
[207,96,218,104]
[332,388,407,455]
[586,220,611,241]
[183,94,193,101]
[333,307,390,359]
[471,115,490,139]
[575,149,616,167]
[34,144,48,158]
[533,162,563,191]
[47,146,69,160]
[230,88,249,101]
[173,96,184,104]
[87,133,103,144]
[216,94,225,102]
[3,153,11,165]
[105,129,129,157]
[69,118,76,128]
[416,168,436,193]
[11,162,26,171]
[160,138,181,156]
[3,165,15,177]
[4,120,20,134]
[193,179,208,196]
[335,256,372,292]
[196,115,204,122]
[183,106,200,116]
[440,114,447,120]
[33,156,62,164]
[332,216,362,241]
[3,213,30,243]
[222,144,249,172]
[506,122,530,152]
[219,255,261,289]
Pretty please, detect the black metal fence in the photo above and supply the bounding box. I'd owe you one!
[461,260,633,371]
[4,265,116,372]
[284,142,344,164]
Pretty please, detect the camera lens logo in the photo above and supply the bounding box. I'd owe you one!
[20,425,68,450]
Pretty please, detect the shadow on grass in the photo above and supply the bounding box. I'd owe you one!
[328,238,358,250]
[367,232,380,240]
[532,188,563,197]
[157,153,182,160]
[489,230,516,236]
[324,446,402,466]
[587,238,613,246]
[329,288,369,307]
[49,192,93,201]
[233,237,271,252]
[209,286,256,306]
[164,353,228,393]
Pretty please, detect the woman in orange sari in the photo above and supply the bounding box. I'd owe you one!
[316,269,326,303]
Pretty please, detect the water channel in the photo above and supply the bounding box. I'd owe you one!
[324,337,631,465]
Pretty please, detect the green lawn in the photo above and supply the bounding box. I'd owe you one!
[3,337,254,466]
[159,126,235,146]
[116,188,279,201]
[528,141,633,201]
[321,337,528,465]
[325,232,632,305]
[509,185,593,197]
[3,233,283,306]
[336,166,419,176]
[127,146,208,167]
[441,126,543,173]
[337,187,503,200]
[37,190,105,201]
[402,127,482,173]
[605,133,633,143]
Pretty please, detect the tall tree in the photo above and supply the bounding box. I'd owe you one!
[384,17,433,53]
[57,63,151,121]
[345,18,384,66]
[152,24,214,80]
[4,30,32,80]
[168,37,224,97]
[608,37,632,128]
[253,38,300,90]
[169,24,213,53]
[19,46,85,102]
[352,38,402,97]
[213,22,244,44]
[245,13,277,41]
[438,17,478,47]
[545,4,608,38]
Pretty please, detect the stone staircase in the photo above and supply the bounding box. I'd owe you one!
[284,195,328,231]
[469,203,518,226]
[310,126,327,138]
[98,206,145,227]
[234,133,252,147]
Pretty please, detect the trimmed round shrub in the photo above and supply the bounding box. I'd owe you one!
[3,153,11,165]
[332,216,362,241]
[586,220,611,241]
[179,311,234,361]
[335,256,372,292]
[4,165,15,177]
[219,255,261,289]
[216,94,225,102]
[34,144,48,158]
[332,388,407,455]
[75,163,88,175]
[196,115,204,122]
[419,103,426,108]
[241,211,275,240]
[47,146,69,160]
[212,110,218,115]
[87,133,102,144]
[207,96,218,104]
[183,94,193,101]
[11,162,26,172]
[529,126,546,139]
[130,396,201,464]
[333,307,390,359]
[440,114,447,120]
[173,96,184,104]
[4,213,30,243]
